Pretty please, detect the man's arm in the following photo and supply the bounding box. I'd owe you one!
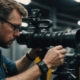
[5,45,66,80]
[6,64,42,80]
[16,48,41,73]
[16,54,33,73]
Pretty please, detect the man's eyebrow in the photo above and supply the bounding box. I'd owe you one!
[0,16,22,28]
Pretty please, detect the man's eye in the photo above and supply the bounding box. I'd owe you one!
[11,25,17,30]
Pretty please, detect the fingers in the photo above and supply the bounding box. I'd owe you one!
[59,49,66,54]
[59,54,66,59]
[54,45,63,50]
[31,48,42,52]
[57,49,66,60]
[60,59,65,65]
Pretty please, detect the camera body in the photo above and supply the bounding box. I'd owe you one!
[16,9,80,48]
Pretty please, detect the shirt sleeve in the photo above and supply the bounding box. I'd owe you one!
[0,78,5,80]
[2,55,19,77]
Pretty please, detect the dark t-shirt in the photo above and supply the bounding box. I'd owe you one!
[0,49,18,80]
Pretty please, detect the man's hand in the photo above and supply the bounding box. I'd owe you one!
[28,48,42,59]
[43,45,66,69]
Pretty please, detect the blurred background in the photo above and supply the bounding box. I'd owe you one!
[1,0,80,60]
[1,0,80,79]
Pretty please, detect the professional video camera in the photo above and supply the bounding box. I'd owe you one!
[16,9,80,49]
[16,9,80,80]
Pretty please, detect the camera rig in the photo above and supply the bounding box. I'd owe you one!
[16,9,80,80]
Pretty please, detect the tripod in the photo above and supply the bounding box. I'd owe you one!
[38,45,80,80]
[52,62,76,80]
[52,46,80,80]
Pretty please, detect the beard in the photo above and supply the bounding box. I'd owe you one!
[0,40,14,48]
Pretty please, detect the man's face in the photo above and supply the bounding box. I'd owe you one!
[0,9,22,48]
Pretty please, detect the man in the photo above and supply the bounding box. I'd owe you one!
[0,0,66,80]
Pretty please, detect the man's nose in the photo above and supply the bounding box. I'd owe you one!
[13,31,20,37]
